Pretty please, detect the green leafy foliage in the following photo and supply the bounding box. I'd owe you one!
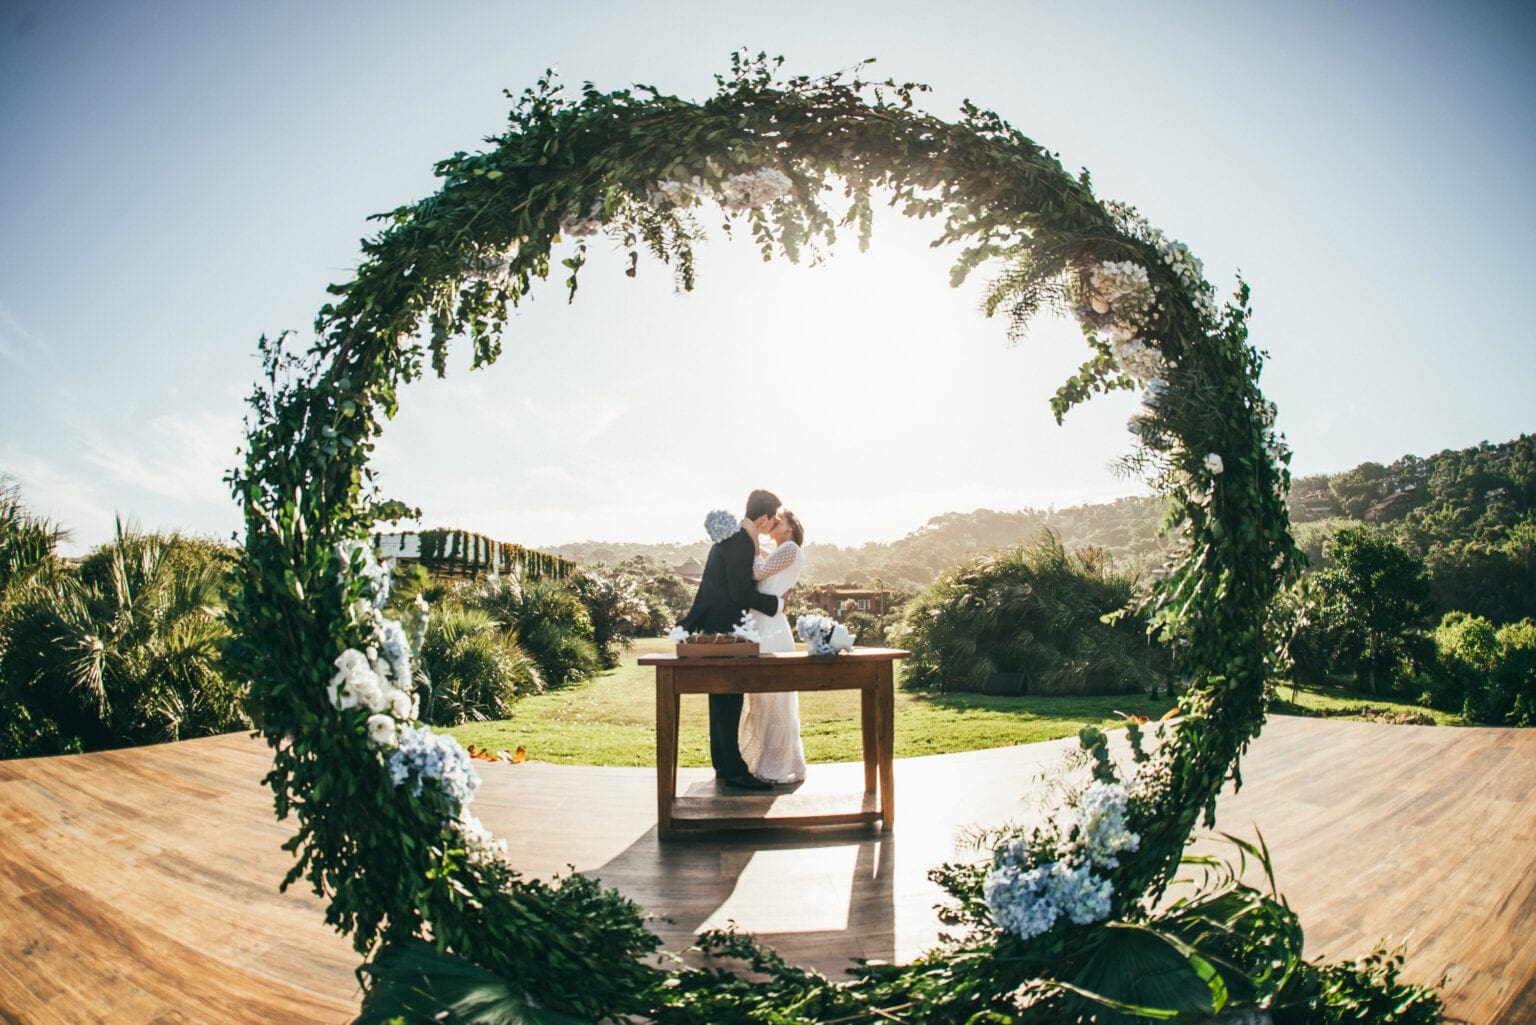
[1427,612,1536,724]
[465,577,599,687]
[1312,526,1432,694]
[892,532,1171,696]
[0,520,247,756]
[355,940,586,1025]
[223,50,1398,1023]
[417,606,539,725]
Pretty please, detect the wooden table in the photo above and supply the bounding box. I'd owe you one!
[639,648,910,837]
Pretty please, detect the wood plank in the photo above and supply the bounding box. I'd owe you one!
[0,718,1532,1023]
[669,791,883,831]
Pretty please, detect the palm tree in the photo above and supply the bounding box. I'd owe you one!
[0,476,66,617]
[417,605,541,725]
[0,522,247,755]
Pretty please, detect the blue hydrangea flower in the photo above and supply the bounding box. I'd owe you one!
[704,509,737,544]
[385,724,482,810]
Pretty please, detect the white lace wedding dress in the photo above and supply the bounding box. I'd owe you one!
[738,540,807,783]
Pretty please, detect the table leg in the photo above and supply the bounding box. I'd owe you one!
[861,682,878,795]
[656,667,678,837]
[877,665,895,829]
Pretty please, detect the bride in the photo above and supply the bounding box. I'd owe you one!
[739,510,808,784]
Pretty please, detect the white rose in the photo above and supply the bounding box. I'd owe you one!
[366,714,398,746]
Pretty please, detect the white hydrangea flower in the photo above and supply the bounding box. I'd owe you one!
[651,175,708,208]
[1108,334,1168,382]
[1088,260,1154,324]
[1205,453,1225,475]
[667,625,690,643]
[366,713,398,747]
[719,167,794,210]
[1075,781,1140,868]
[456,810,509,866]
[389,688,414,721]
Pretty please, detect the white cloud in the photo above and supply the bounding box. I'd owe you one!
[0,450,116,556]
[79,410,243,510]
[0,302,60,372]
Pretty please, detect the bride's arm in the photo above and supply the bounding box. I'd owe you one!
[753,541,799,580]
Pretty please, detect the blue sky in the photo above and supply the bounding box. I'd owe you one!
[2,1,1532,553]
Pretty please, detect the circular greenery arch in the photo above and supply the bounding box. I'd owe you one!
[232,54,1304,1022]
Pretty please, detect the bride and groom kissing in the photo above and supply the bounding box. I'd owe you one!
[679,488,808,791]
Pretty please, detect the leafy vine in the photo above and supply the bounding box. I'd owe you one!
[224,53,1420,1024]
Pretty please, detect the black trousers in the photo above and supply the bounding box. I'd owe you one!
[708,693,749,777]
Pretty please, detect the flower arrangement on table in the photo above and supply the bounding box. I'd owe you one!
[668,612,761,656]
[795,613,855,655]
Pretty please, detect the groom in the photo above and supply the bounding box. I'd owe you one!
[679,488,786,791]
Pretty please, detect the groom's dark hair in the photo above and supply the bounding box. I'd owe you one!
[744,489,780,521]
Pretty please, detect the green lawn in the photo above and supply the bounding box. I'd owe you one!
[1269,681,1464,725]
[448,637,1182,766]
[446,638,1462,767]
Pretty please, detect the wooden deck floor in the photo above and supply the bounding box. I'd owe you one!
[1,716,1532,1024]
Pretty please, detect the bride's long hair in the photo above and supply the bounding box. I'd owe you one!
[780,510,804,546]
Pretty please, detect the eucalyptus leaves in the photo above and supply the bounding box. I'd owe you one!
[232,52,1305,1022]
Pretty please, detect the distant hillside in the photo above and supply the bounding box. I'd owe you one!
[552,432,1535,607]
[551,497,1172,590]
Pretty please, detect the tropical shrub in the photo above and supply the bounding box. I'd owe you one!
[569,568,646,668]
[891,532,1170,695]
[0,524,247,756]
[1427,612,1536,724]
[416,606,539,725]
[466,576,600,688]
[0,477,65,623]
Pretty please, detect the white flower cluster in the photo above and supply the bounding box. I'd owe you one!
[667,625,690,643]
[329,646,416,719]
[337,538,391,609]
[795,614,855,655]
[1074,780,1141,868]
[386,723,482,807]
[705,508,738,544]
[1204,452,1225,476]
[1107,332,1167,383]
[1100,198,1218,320]
[983,781,1140,941]
[732,611,762,644]
[455,809,509,866]
[650,175,710,209]
[330,541,426,754]
[718,167,794,211]
[1087,260,1154,321]
[1073,260,1167,384]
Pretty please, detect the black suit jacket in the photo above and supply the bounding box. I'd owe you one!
[679,528,780,634]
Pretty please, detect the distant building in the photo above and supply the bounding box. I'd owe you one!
[807,584,892,616]
[1363,490,1417,523]
[672,557,705,584]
